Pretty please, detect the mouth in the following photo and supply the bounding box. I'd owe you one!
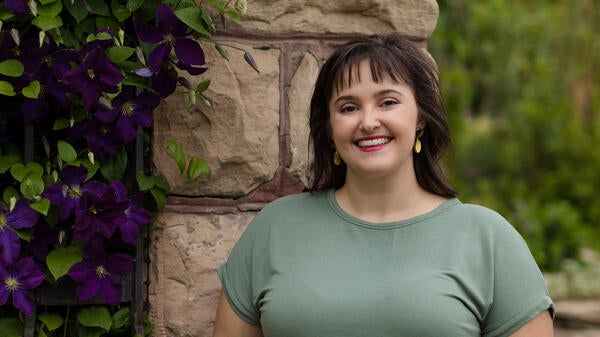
[355,136,392,148]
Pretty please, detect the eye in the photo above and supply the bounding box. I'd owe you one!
[340,104,358,113]
[380,99,398,108]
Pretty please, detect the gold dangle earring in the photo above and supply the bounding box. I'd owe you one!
[414,129,424,154]
[333,151,342,166]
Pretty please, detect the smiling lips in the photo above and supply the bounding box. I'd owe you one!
[355,136,392,151]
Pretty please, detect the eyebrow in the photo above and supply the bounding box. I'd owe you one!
[332,89,405,105]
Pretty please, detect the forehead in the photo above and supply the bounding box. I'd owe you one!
[332,60,410,95]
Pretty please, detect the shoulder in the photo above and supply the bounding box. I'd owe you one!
[247,190,329,229]
[444,200,526,244]
[259,190,328,217]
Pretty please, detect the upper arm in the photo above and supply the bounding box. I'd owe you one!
[212,289,263,337]
[508,310,554,337]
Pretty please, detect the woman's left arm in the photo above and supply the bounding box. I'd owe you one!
[509,310,554,337]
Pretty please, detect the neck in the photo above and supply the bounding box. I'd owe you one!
[335,170,447,223]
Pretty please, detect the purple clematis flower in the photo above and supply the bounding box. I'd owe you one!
[0,199,40,265]
[133,4,206,74]
[62,47,123,110]
[96,89,160,143]
[4,0,30,15]
[111,180,151,244]
[42,165,101,222]
[73,184,128,242]
[68,236,134,305]
[65,119,121,161]
[0,257,45,314]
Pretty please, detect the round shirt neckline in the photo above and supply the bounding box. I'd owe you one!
[326,189,461,230]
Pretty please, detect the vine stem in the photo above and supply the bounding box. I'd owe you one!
[63,305,70,337]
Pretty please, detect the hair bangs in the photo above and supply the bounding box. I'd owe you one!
[331,45,412,96]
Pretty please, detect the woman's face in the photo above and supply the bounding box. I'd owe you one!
[328,60,422,182]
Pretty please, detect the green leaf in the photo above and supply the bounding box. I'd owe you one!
[111,0,131,22]
[46,244,83,280]
[111,307,130,333]
[136,171,155,191]
[195,79,211,94]
[224,9,240,20]
[76,325,106,337]
[150,186,166,211]
[3,186,19,205]
[20,174,46,200]
[81,158,100,180]
[0,81,16,96]
[153,174,170,191]
[166,140,186,174]
[187,157,210,181]
[57,140,78,163]
[22,80,41,99]
[30,198,51,215]
[63,0,88,23]
[10,162,44,182]
[0,59,24,77]
[0,154,20,173]
[100,146,127,180]
[122,73,152,91]
[106,46,135,63]
[14,228,32,242]
[53,117,72,130]
[37,0,63,17]
[0,318,23,337]
[127,0,144,12]
[86,0,111,16]
[174,7,211,37]
[77,306,112,331]
[38,312,64,331]
[32,15,64,31]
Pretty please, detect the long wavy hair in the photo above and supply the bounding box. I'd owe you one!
[307,33,458,198]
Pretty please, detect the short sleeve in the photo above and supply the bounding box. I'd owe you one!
[217,210,271,325]
[481,217,554,337]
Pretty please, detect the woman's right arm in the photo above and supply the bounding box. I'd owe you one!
[212,289,263,337]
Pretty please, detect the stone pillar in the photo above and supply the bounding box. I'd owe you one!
[150,1,439,336]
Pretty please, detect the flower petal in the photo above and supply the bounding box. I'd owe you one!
[106,253,134,276]
[174,38,206,66]
[99,278,122,305]
[11,289,36,315]
[148,43,171,72]
[133,19,164,44]
[76,277,102,300]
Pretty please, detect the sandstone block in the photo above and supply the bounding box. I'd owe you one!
[288,52,320,186]
[153,42,280,197]
[233,0,439,38]
[149,212,256,337]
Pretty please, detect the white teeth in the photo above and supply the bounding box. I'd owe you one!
[357,138,390,147]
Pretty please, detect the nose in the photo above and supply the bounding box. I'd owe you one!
[359,107,381,131]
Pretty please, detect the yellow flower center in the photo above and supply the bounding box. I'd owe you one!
[88,68,95,79]
[96,266,110,279]
[122,102,136,116]
[4,276,19,293]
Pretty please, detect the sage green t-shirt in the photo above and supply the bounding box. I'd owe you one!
[218,190,553,337]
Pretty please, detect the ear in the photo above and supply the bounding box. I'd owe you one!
[417,120,426,130]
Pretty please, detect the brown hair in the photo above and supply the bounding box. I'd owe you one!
[307,33,458,197]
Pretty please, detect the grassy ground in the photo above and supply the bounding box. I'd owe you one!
[544,249,600,300]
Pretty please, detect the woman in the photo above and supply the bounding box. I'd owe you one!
[213,33,554,337]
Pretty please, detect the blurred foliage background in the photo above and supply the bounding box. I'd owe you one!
[430,0,599,272]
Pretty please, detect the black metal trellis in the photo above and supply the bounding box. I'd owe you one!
[21,125,152,337]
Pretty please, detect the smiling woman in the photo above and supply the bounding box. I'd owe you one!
[213,33,554,337]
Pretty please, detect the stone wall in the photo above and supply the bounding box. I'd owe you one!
[149,1,439,336]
